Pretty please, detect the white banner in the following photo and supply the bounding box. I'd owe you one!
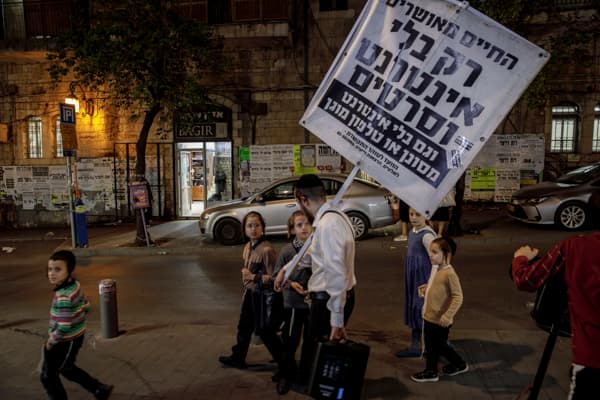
[300,0,549,217]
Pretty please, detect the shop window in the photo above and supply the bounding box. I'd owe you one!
[27,116,43,158]
[551,103,579,153]
[320,0,348,11]
[593,104,600,153]
[55,119,64,158]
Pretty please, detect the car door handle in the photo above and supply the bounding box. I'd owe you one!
[286,203,296,208]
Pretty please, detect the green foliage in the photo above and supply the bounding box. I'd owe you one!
[47,0,228,113]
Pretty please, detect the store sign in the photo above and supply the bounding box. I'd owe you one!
[175,108,231,141]
[300,0,549,217]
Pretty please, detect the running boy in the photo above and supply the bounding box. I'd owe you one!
[42,250,113,399]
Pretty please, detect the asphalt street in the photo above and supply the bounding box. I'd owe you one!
[1,207,596,399]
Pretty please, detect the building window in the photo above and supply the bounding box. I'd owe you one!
[320,0,348,11]
[27,116,43,158]
[551,103,579,153]
[593,104,600,153]
[55,119,64,157]
[232,0,288,21]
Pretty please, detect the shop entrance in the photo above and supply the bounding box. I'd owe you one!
[176,141,232,217]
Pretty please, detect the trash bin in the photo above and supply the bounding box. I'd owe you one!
[99,279,119,338]
[73,200,88,248]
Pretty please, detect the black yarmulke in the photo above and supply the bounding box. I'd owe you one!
[295,174,324,189]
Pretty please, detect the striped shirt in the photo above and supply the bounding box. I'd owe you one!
[48,279,90,347]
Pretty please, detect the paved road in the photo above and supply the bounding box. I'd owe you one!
[0,210,594,399]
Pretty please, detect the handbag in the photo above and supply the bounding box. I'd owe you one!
[531,273,571,337]
[308,340,370,400]
[251,287,283,335]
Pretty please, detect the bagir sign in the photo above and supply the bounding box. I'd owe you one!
[300,0,549,218]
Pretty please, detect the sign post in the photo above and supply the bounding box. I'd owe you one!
[60,103,78,247]
[300,0,549,218]
[129,182,151,246]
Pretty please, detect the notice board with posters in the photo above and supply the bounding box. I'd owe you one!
[300,0,549,218]
[465,134,545,202]
[238,144,342,197]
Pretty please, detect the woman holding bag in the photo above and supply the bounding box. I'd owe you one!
[218,211,283,374]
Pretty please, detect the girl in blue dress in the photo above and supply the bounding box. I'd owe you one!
[397,207,436,358]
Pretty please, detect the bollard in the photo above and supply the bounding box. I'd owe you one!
[99,279,119,338]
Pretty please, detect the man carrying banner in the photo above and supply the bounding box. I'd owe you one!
[275,174,356,391]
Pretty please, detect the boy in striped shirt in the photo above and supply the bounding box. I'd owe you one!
[41,250,113,399]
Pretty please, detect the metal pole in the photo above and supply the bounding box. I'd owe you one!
[66,156,76,248]
[528,324,559,400]
[281,163,361,283]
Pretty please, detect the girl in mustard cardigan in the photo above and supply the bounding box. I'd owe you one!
[411,237,468,383]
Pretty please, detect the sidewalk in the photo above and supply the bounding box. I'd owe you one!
[2,204,578,257]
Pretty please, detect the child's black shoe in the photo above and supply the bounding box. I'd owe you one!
[442,363,469,376]
[94,384,113,399]
[410,370,439,383]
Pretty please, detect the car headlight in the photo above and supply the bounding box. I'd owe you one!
[201,213,210,220]
[528,196,550,204]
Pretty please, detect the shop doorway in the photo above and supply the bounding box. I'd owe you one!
[176,141,232,217]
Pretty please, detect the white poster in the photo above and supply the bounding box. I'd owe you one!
[300,0,549,217]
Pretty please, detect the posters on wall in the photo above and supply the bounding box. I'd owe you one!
[299,0,549,217]
[0,158,116,213]
[238,144,342,197]
[465,134,545,202]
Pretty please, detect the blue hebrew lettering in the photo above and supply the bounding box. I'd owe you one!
[450,97,484,126]
[464,59,482,87]
[424,81,447,106]
[431,47,465,76]
[356,38,382,66]
[500,54,518,70]
[410,34,434,61]
[349,65,374,92]
[416,107,446,137]
[376,83,406,111]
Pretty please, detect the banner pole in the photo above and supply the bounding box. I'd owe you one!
[66,156,76,248]
[281,162,361,284]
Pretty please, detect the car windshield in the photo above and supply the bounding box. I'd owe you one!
[556,163,600,184]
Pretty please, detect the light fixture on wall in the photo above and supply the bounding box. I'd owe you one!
[65,97,80,113]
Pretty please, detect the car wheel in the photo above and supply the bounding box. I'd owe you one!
[346,212,369,240]
[554,201,588,230]
[214,218,243,245]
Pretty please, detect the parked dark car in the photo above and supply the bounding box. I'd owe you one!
[199,173,395,245]
[507,162,600,230]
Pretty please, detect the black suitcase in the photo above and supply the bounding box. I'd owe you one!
[308,340,370,400]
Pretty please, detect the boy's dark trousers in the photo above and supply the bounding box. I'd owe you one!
[423,320,465,372]
[40,334,102,400]
[280,307,310,380]
[230,289,283,363]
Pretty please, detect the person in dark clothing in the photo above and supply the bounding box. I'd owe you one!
[218,212,283,375]
[273,210,313,394]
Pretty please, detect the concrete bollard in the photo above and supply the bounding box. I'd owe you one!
[99,279,119,338]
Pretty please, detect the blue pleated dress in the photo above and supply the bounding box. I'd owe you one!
[404,226,436,330]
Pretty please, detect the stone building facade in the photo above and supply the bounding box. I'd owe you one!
[0,0,599,227]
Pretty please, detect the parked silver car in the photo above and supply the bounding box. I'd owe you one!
[507,162,600,230]
[199,173,395,244]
